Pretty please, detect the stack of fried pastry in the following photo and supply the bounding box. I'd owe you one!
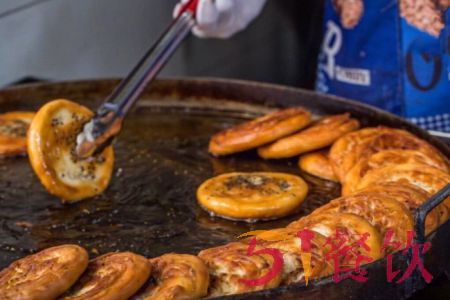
[209,108,361,183]
[197,131,448,297]
[1,109,449,299]
[329,126,450,225]
[198,109,449,297]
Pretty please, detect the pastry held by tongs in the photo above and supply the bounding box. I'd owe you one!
[76,0,199,158]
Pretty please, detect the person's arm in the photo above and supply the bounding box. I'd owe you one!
[174,0,267,38]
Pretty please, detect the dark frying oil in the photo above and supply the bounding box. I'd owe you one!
[0,106,339,268]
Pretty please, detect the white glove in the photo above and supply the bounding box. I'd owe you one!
[174,0,267,39]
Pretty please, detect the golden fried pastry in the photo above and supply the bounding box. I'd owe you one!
[298,151,338,182]
[360,183,443,232]
[287,212,383,262]
[209,107,311,156]
[311,192,414,252]
[197,172,308,221]
[0,245,88,300]
[329,127,387,181]
[356,164,450,212]
[252,228,333,285]
[329,127,449,182]
[258,114,359,159]
[0,111,35,157]
[198,242,282,297]
[343,149,450,195]
[133,254,209,300]
[62,252,150,300]
[27,99,114,202]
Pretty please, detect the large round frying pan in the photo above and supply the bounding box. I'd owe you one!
[0,78,448,299]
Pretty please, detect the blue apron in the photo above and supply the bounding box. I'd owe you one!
[316,0,450,132]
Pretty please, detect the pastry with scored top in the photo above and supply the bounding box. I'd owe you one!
[198,242,282,297]
[251,228,334,285]
[356,164,450,214]
[310,190,414,252]
[133,254,209,300]
[360,182,445,231]
[329,127,448,182]
[209,107,312,156]
[329,127,389,181]
[62,252,150,300]
[258,114,359,159]
[0,244,88,300]
[343,149,450,195]
[287,212,383,262]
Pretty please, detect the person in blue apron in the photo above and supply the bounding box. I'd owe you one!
[174,0,450,133]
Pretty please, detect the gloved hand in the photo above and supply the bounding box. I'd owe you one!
[174,0,267,39]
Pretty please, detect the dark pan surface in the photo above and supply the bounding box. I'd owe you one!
[0,78,342,267]
[0,78,448,299]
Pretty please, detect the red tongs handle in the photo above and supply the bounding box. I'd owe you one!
[178,0,200,18]
[76,0,200,158]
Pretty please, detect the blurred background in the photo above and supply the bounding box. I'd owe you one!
[0,0,324,88]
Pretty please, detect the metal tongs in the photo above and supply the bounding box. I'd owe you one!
[76,0,199,158]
